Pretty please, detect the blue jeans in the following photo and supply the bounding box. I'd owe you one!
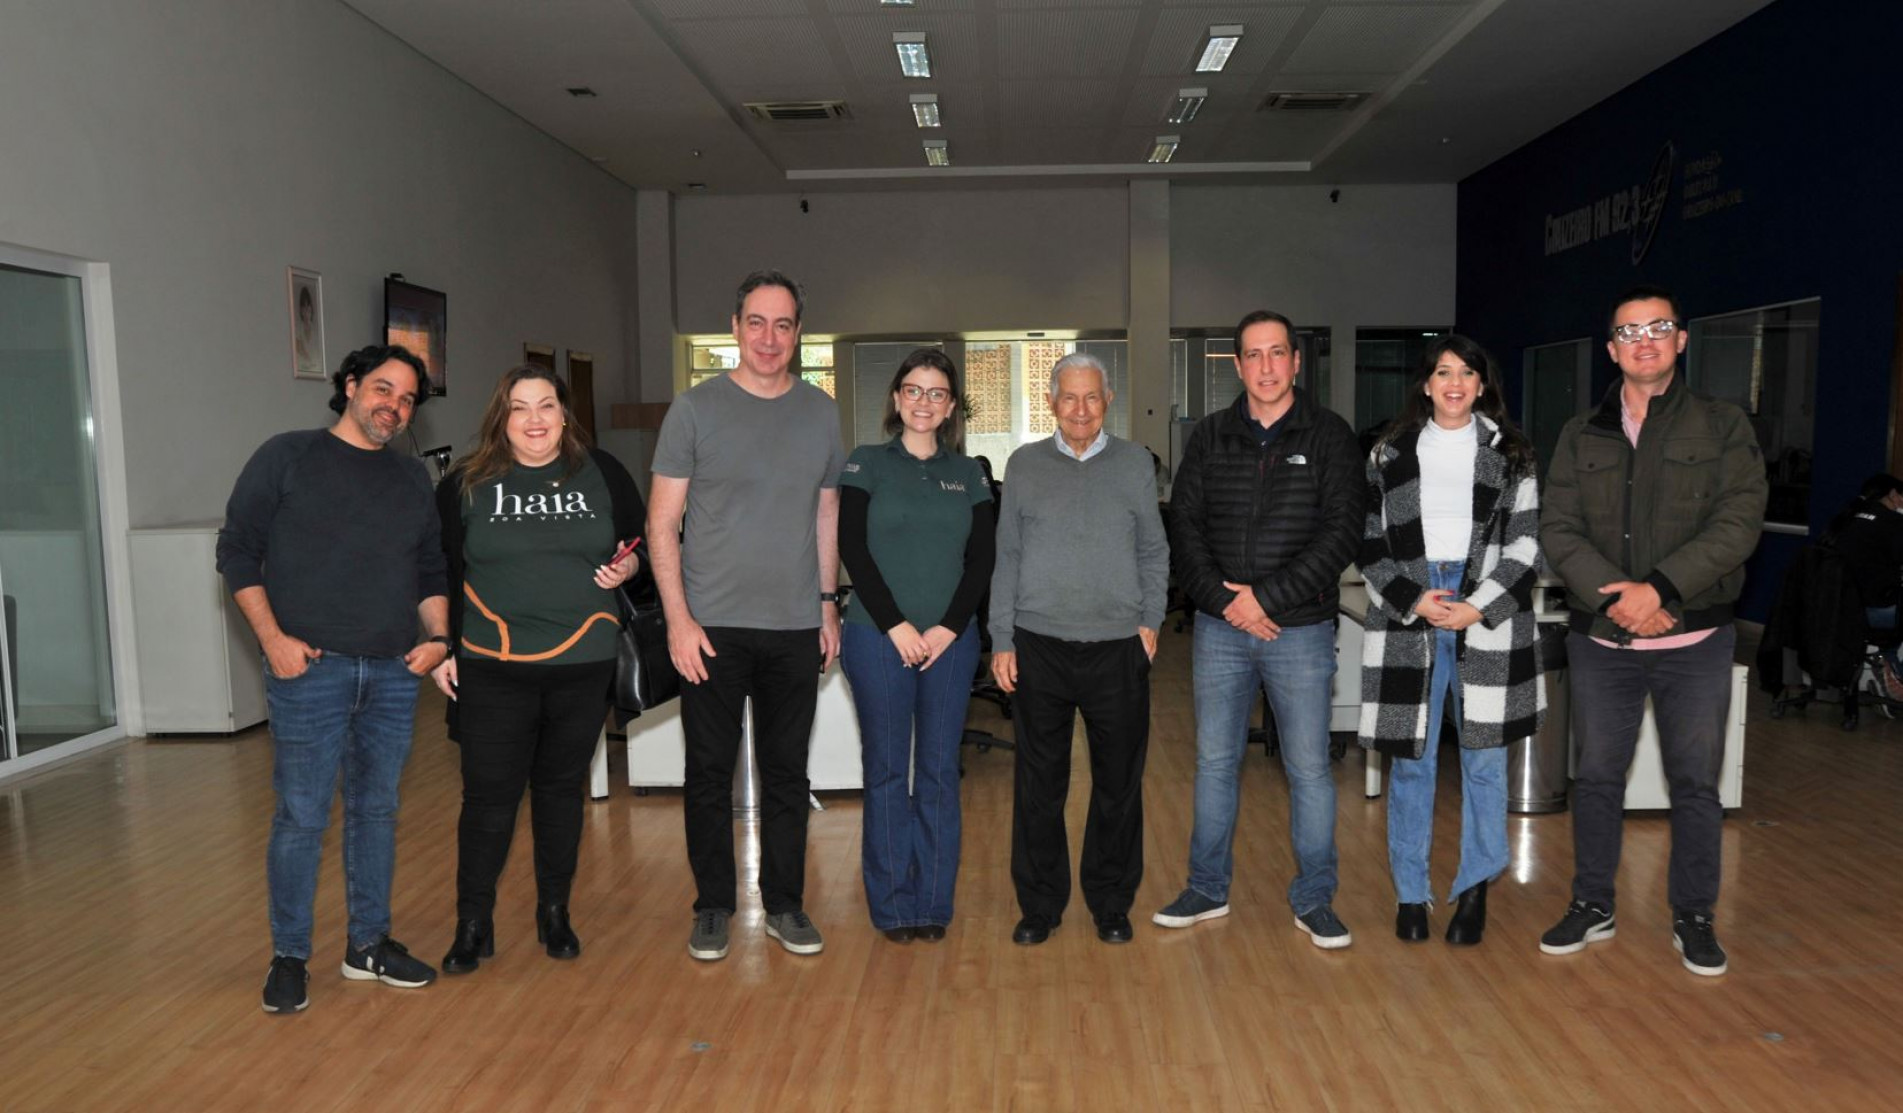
[839,620,980,929]
[264,653,420,958]
[1386,561,1509,905]
[1188,618,1337,913]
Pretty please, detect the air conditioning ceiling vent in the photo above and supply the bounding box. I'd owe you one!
[1259,92,1367,112]
[745,100,852,122]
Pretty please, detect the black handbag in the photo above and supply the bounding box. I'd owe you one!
[613,583,680,715]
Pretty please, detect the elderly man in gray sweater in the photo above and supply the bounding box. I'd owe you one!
[989,352,1170,947]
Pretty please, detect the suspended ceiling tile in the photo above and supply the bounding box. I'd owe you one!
[999,8,1142,79]
[667,17,841,88]
[1281,4,1469,74]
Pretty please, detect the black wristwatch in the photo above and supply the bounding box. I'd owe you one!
[427,635,452,647]
[819,592,840,606]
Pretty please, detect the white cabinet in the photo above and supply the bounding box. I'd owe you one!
[129,525,267,734]
[600,667,863,796]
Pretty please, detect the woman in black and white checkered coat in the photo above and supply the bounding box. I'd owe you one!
[1358,335,1544,948]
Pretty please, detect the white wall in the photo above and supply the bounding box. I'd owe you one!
[0,0,643,527]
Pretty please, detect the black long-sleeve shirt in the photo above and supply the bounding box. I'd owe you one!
[216,428,446,657]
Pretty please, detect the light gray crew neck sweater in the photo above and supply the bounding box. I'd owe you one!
[988,435,1169,652]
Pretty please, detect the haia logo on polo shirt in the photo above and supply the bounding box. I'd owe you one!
[940,480,965,493]
[843,462,862,474]
[492,485,595,520]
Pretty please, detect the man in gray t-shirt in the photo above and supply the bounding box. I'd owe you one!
[649,269,845,963]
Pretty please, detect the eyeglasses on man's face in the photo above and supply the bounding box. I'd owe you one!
[900,384,952,404]
[1611,319,1681,344]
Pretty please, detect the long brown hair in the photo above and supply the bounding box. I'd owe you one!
[454,365,592,494]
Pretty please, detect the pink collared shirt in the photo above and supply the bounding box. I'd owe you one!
[1592,387,1716,651]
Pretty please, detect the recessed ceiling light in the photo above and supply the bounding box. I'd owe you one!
[880,0,917,6]
[566,86,597,98]
[1147,136,1180,164]
[923,139,949,167]
[1166,88,1207,125]
[687,182,708,192]
[894,32,931,79]
[910,93,941,128]
[1195,25,1243,73]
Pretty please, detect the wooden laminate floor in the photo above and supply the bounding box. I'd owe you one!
[2,624,1901,1112]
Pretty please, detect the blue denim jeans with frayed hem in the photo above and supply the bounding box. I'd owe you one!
[1385,562,1509,906]
[264,653,419,959]
[839,620,980,930]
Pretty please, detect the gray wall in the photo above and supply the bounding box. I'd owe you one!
[669,183,1456,338]
[1171,184,1458,329]
[673,188,1132,335]
[0,0,643,527]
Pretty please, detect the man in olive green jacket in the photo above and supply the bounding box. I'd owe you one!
[1536,284,1767,978]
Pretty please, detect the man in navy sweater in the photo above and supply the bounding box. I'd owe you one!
[217,344,450,1014]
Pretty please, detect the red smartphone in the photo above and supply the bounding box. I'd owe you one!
[608,537,642,566]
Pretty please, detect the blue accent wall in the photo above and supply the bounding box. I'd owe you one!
[1456,0,1901,620]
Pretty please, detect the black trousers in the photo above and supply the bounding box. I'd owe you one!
[680,626,821,915]
[455,657,614,920]
[1568,628,1734,916]
[1010,627,1151,921]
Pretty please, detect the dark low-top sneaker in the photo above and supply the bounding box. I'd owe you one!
[1672,911,1729,976]
[688,909,731,961]
[262,955,309,1014]
[1152,888,1230,929]
[341,935,437,988]
[764,911,824,955]
[1539,900,1616,955]
[1294,905,1353,949]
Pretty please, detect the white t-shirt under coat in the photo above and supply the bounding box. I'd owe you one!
[1418,417,1477,562]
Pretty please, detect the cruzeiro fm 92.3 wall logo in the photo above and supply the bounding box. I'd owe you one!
[1630,140,1674,265]
[1542,140,1676,266]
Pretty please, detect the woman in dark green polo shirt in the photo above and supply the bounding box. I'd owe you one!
[428,366,644,973]
[838,349,995,943]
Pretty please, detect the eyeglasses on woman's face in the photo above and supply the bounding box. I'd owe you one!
[899,384,952,404]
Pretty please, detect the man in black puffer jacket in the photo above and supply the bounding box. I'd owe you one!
[1151,310,1365,949]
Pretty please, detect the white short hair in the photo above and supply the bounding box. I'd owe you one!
[1047,352,1108,399]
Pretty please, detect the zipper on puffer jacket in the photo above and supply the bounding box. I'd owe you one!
[1244,443,1275,577]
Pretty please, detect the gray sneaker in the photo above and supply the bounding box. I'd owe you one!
[764,911,825,955]
[688,909,731,961]
[1294,905,1353,949]
[1153,888,1231,929]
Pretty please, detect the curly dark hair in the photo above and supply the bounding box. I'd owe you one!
[328,344,429,414]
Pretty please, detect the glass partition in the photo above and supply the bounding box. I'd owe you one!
[1687,299,1821,529]
[0,263,118,759]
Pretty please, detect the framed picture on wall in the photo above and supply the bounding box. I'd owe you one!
[288,267,326,380]
[385,276,448,397]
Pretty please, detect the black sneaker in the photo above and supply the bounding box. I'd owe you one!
[1293,905,1353,949]
[1152,888,1230,929]
[261,955,309,1014]
[1539,900,1616,955]
[1672,911,1729,976]
[340,935,437,988]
